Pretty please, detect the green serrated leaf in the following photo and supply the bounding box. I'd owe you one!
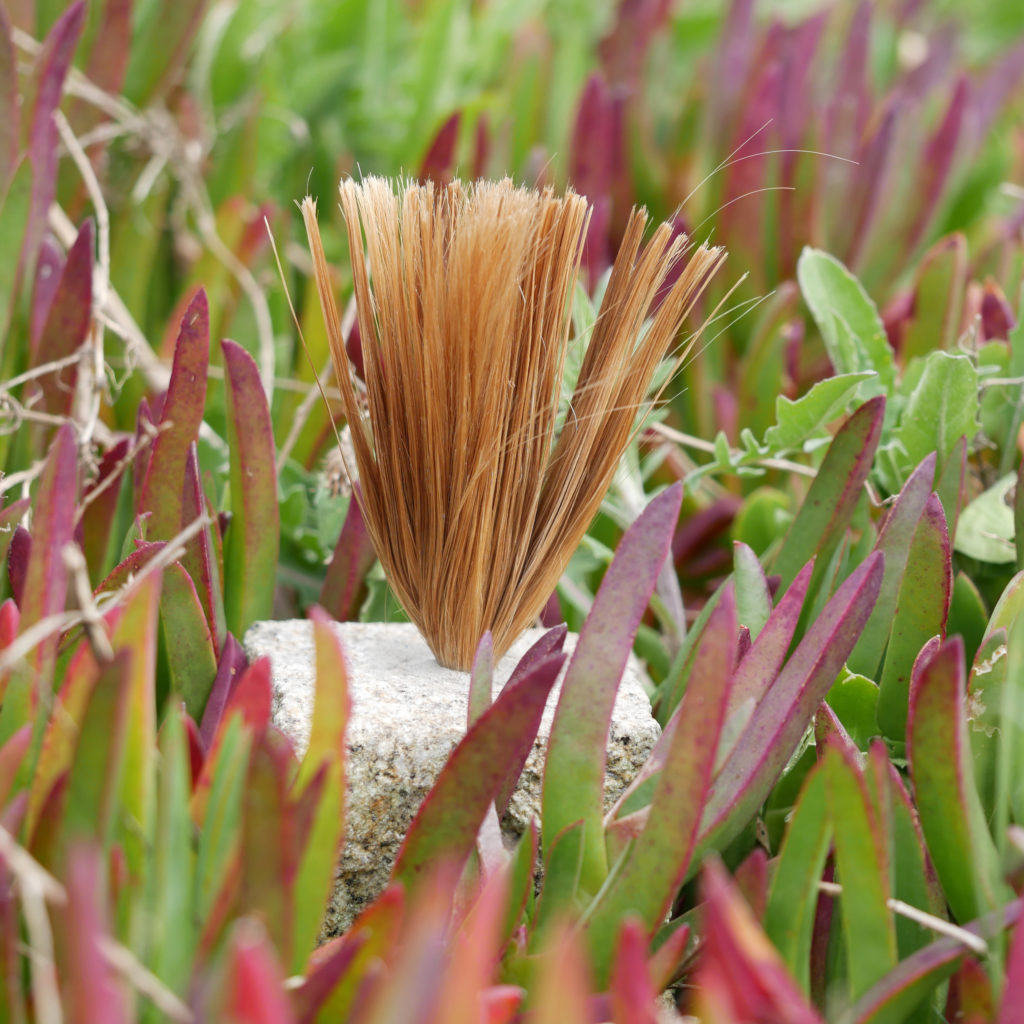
[763,372,876,451]
[797,248,895,395]
[881,351,980,493]
[955,472,1016,564]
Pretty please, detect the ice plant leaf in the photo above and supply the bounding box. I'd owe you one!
[181,442,226,652]
[31,218,93,418]
[582,588,735,979]
[876,493,951,739]
[848,901,1022,1024]
[222,338,280,638]
[824,737,898,999]
[849,452,937,679]
[392,649,564,891]
[160,561,218,719]
[763,758,831,993]
[139,289,210,539]
[319,489,376,622]
[907,636,1007,923]
[303,179,724,668]
[20,3,85,291]
[291,607,350,969]
[698,551,884,855]
[692,859,822,1024]
[64,844,129,1023]
[4,421,76,754]
[543,483,682,897]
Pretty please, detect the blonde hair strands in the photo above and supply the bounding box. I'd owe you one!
[302,178,725,670]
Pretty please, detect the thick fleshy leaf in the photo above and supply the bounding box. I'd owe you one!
[393,650,564,891]
[307,887,404,1020]
[198,632,247,750]
[160,561,218,719]
[63,843,128,1023]
[843,102,899,272]
[903,77,967,259]
[219,919,295,1024]
[0,497,29,569]
[108,572,160,877]
[60,652,131,855]
[79,439,130,586]
[31,219,92,419]
[698,551,884,854]
[692,859,821,1024]
[608,917,659,1024]
[193,713,252,925]
[763,758,831,994]
[122,0,207,104]
[180,442,225,652]
[876,493,951,739]
[93,540,165,598]
[319,489,376,622]
[222,338,279,638]
[848,453,936,679]
[0,725,30,811]
[849,900,1022,1024]
[0,158,31,348]
[883,754,946,960]
[900,234,968,362]
[585,593,735,976]
[530,924,593,1024]
[729,561,813,716]
[239,731,296,960]
[289,932,366,1024]
[438,865,511,1021]
[773,397,884,594]
[147,709,198,1000]
[291,607,350,969]
[998,905,1024,1023]
[6,526,29,607]
[468,631,493,731]
[19,4,85,289]
[3,422,76,751]
[543,484,681,894]
[654,583,725,726]
[0,5,17,178]
[570,73,616,283]
[531,819,585,945]
[139,290,210,539]
[418,111,459,183]
[824,738,897,999]
[907,635,1007,924]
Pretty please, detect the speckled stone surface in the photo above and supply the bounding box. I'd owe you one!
[243,620,660,935]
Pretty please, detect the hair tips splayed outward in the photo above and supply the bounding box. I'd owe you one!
[302,177,725,669]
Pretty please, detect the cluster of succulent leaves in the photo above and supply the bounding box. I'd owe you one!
[2,0,1024,1020]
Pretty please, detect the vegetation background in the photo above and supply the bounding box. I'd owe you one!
[0,0,1023,1020]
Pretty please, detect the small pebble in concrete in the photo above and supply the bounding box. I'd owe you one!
[243,620,661,936]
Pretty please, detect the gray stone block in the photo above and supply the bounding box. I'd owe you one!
[243,620,660,935]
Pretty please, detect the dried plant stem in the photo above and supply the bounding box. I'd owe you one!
[305,178,724,668]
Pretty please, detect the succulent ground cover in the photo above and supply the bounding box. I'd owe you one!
[0,0,1023,1020]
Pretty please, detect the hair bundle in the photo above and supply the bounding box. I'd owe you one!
[303,178,725,669]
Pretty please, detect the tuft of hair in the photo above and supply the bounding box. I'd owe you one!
[302,177,725,669]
